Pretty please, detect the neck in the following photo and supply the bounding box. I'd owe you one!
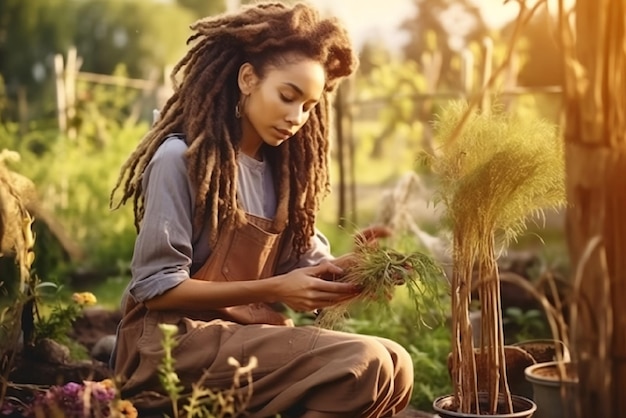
[239,117,263,160]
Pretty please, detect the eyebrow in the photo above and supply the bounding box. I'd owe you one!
[283,82,304,96]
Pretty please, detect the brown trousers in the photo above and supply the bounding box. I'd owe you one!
[114,214,414,417]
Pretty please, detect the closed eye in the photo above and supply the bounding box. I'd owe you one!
[280,94,317,114]
[280,93,295,103]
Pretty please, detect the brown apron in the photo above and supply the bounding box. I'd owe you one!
[114,213,413,417]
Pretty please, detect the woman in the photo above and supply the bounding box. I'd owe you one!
[110,2,414,417]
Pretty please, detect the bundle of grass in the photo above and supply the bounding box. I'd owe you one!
[430,101,566,415]
[315,244,448,330]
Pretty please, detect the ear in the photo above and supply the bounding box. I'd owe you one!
[237,62,259,95]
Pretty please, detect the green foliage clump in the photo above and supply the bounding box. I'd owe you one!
[33,288,97,358]
[504,307,550,343]
[0,71,148,280]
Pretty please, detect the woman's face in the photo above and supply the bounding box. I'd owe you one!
[238,56,326,153]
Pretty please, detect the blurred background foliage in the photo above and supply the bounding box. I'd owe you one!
[0,0,567,410]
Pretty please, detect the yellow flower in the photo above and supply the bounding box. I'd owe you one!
[116,400,138,418]
[97,378,115,390]
[72,292,97,306]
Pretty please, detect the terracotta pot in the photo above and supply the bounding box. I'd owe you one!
[524,361,577,418]
[512,339,570,363]
[511,339,570,399]
[432,393,537,418]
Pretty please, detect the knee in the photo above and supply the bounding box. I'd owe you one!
[355,338,412,385]
[384,338,414,381]
[373,338,414,416]
[352,338,414,412]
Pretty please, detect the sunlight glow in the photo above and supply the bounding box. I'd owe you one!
[306,0,576,51]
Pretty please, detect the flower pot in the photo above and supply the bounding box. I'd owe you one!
[524,361,577,418]
[432,393,537,418]
[511,339,570,399]
[446,346,535,400]
[512,339,570,363]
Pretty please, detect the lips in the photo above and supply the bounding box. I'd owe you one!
[275,127,293,138]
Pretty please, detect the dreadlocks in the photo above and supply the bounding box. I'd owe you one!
[110,2,357,256]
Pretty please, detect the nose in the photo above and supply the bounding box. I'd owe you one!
[285,105,305,126]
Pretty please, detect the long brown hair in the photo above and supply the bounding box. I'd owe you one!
[110,2,357,255]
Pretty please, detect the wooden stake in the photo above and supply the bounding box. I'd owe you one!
[54,54,67,134]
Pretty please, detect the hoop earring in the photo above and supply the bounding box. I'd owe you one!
[236,94,249,119]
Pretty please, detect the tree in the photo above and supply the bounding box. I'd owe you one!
[0,0,75,119]
[72,0,196,78]
[400,0,488,90]
[175,0,226,19]
[501,7,564,87]
[559,0,626,416]
[353,58,428,159]
[357,39,393,78]
[0,0,198,122]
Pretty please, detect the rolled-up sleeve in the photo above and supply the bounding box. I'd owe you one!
[295,228,335,267]
[128,138,194,302]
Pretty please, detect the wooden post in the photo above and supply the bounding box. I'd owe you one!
[460,48,475,99]
[421,50,442,156]
[345,77,357,227]
[334,84,347,228]
[503,51,519,111]
[480,37,493,113]
[54,53,67,134]
[157,65,174,111]
[65,47,78,139]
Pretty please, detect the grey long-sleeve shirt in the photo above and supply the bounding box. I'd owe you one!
[125,136,334,304]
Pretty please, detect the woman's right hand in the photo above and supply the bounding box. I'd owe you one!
[273,262,361,312]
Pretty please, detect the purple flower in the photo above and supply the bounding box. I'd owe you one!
[0,400,16,415]
[36,382,85,417]
[2,380,121,418]
[62,382,83,397]
[85,381,117,416]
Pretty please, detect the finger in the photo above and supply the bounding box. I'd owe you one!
[308,261,344,276]
[355,225,392,246]
[317,281,361,295]
[333,253,357,267]
[315,291,358,308]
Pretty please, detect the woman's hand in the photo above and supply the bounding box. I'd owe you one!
[353,224,392,248]
[325,225,393,281]
[274,262,361,312]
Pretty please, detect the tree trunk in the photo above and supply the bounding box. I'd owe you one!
[561,0,626,416]
[565,143,626,418]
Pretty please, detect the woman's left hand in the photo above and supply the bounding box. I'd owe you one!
[324,225,393,281]
[353,224,392,248]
